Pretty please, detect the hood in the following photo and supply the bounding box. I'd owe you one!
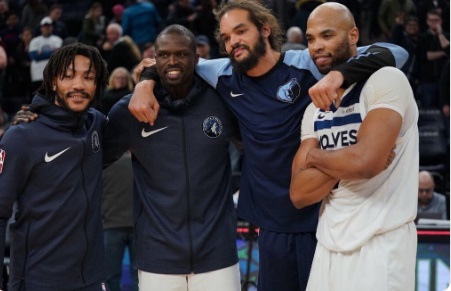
[154,74,208,113]
[29,93,89,131]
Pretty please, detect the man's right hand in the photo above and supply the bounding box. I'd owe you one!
[129,80,160,125]
[12,105,38,125]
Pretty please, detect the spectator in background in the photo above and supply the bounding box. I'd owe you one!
[195,0,220,58]
[79,2,106,48]
[416,0,449,33]
[99,67,133,116]
[34,4,68,40]
[418,171,448,220]
[122,0,161,51]
[0,0,10,31]
[109,4,124,25]
[196,34,211,59]
[102,23,141,73]
[29,16,62,94]
[102,151,138,291]
[377,0,416,40]
[0,106,9,139]
[0,44,6,110]
[3,26,32,114]
[21,0,48,32]
[165,0,198,33]
[141,42,155,59]
[391,15,419,91]
[0,12,22,58]
[414,9,449,109]
[281,26,306,52]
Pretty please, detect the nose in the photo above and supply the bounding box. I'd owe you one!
[230,34,240,49]
[167,53,178,65]
[73,76,86,90]
[311,39,324,52]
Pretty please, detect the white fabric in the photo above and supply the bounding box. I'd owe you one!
[307,222,417,291]
[302,67,418,290]
[306,67,419,252]
[29,35,63,81]
[138,263,241,291]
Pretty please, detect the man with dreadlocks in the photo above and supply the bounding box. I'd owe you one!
[0,42,109,291]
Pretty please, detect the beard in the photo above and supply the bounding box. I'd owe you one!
[229,34,267,74]
[54,89,93,113]
[316,37,353,74]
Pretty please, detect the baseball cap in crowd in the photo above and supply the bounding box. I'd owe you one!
[40,16,53,26]
[196,35,210,46]
[112,4,124,16]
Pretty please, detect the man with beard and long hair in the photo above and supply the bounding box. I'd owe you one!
[0,43,110,291]
[290,3,418,290]
[129,1,408,290]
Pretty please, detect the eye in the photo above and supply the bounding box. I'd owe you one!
[176,52,188,58]
[157,52,168,59]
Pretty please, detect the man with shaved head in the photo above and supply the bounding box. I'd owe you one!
[290,3,418,290]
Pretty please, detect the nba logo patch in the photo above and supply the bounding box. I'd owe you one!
[0,148,5,174]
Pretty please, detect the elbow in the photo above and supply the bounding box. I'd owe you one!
[289,188,309,209]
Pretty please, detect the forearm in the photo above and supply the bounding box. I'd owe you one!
[438,33,450,49]
[290,166,338,209]
[427,51,446,61]
[333,44,406,88]
[306,147,374,180]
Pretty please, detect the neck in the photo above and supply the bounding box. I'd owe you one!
[246,50,281,77]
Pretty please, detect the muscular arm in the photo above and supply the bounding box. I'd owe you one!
[306,107,402,180]
[290,138,339,209]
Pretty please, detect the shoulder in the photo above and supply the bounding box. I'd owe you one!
[366,66,409,88]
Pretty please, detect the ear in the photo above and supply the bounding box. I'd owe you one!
[194,53,200,64]
[261,24,271,38]
[349,27,359,45]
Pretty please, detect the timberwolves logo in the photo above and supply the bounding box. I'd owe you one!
[203,116,223,138]
[91,130,101,153]
[277,78,301,103]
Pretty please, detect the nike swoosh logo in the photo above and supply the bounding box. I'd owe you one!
[141,126,169,138]
[45,147,71,163]
[230,91,244,97]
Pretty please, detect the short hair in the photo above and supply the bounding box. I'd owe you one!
[214,0,284,53]
[156,24,197,53]
[40,42,109,107]
[286,26,303,40]
[107,23,123,37]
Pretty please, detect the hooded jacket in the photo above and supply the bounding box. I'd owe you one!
[103,75,240,274]
[0,94,107,290]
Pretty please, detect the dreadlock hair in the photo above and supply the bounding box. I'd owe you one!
[214,0,284,55]
[40,42,109,108]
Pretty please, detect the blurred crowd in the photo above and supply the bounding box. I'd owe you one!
[0,0,449,145]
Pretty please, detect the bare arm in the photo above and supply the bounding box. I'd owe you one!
[306,107,402,180]
[290,138,339,209]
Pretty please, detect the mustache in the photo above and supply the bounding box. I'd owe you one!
[65,91,90,98]
[230,44,250,56]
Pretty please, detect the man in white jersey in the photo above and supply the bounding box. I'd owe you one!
[290,3,418,291]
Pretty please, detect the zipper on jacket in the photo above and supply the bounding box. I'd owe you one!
[181,115,194,271]
[19,221,32,290]
[80,139,89,286]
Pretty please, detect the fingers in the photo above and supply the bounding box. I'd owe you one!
[133,58,157,84]
[128,93,160,126]
[309,71,344,111]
